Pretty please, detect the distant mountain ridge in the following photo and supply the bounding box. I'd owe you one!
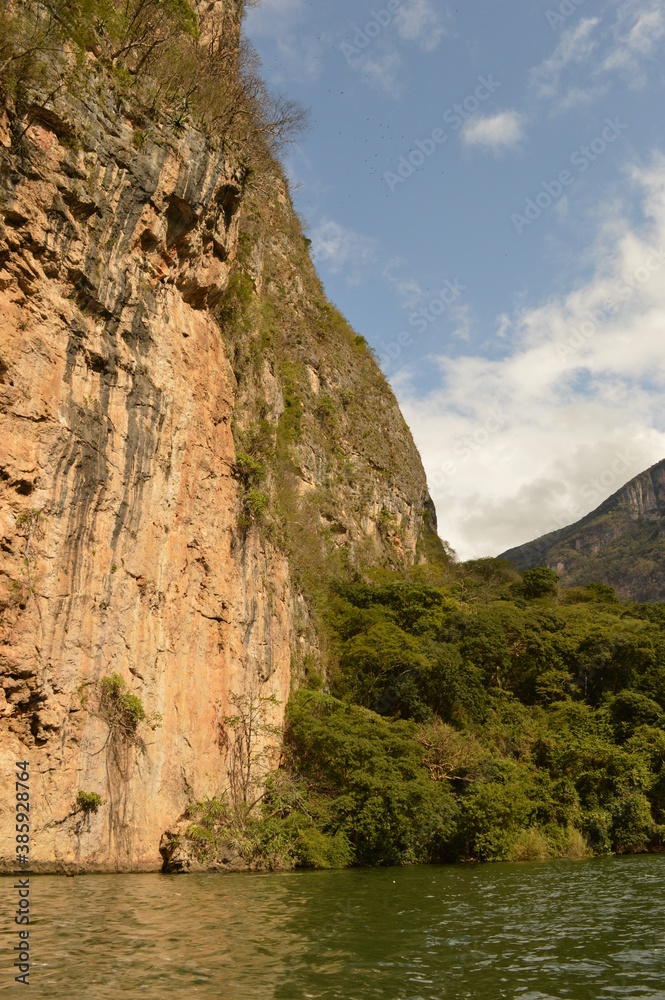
[500,458,665,602]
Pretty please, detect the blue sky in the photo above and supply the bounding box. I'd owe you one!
[245,0,665,559]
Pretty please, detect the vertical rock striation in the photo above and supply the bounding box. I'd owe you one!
[0,4,440,870]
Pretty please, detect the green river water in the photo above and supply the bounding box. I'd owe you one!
[2,855,665,999]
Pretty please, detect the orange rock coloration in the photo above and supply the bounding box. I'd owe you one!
[0,3,440,871]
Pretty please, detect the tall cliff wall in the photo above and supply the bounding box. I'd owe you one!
[0,4,440,870]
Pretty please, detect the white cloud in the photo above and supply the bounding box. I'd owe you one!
[395,0,448,52]
[529,1,665,109]
[603,0,665,86]
[394,156,665,559]
[309,220,381,283]
[245,0,305,29]
[449,303,474,341]
[343,0,448,97]
[529,18,601,100]
[496,313,511,339]
[274,34,324,83]
[244,0,325,84]
[462,110,526,154]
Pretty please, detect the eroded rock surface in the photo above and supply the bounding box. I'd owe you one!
[0,28,439,871]
[0,100,295,869]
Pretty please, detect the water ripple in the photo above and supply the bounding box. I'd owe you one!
[1,856,665,999]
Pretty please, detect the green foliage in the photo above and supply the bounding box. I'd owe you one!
[522,566,560,599]
[211,566,665,870]
[185,795,229,827]
[9,579,26,605]
[285,692,458,866]
[186,823,214,842]
[93,673,160,776]
[218,273,255,338]
[220,692,282,825]
[1,0,308,158]
[16,509,45,530]
[244,488,268,522]
[315,394,337,427]
[587,582,619,604]
[277,363,304,445]
[76,790,104,814]
[296,828,355,869]
[99,672,146,730]
[234,451,265,488]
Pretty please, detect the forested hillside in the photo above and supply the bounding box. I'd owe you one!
[502,459,665,602]
[168,561,665,869]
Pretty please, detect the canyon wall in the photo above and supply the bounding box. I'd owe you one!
[501,459,665,602]
[0,6,440,870]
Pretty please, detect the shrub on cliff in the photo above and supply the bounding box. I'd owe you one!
[90,673,161,778]
[0,0,308,159]
[76,790,104,814]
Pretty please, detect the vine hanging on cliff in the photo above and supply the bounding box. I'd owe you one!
[88,673,161,779]
[13,508,46,625]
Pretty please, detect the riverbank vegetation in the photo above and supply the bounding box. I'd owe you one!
[182,561,665,869]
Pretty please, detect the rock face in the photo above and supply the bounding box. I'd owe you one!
[501,459,665,602]
[0,10,439,871]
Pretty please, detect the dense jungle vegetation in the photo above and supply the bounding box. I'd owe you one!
[5,4,664,873]
[182,561,665,868]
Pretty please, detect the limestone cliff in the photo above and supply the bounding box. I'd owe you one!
[0,2,440,870]
[501,459,665,602]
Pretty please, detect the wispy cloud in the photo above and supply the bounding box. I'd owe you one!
[351,47,405,99]
[529,18,601,101]
[529,1,665,110]
[496,313,512,339]
[395,0,448,52]
[341,0,448,97]
[462,110,526,154]
[395,155,665,559]
[244,0,325,84]
[382,259,425,309]
[603,0,665,87]
[309,220,381,284]
[448,302,474,341]
[275,34,324,83]
[245,0,305,23]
